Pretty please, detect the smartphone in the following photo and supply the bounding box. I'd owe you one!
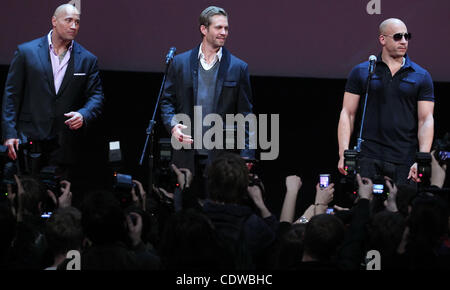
[319,174,330,188]
[372,184,384,194]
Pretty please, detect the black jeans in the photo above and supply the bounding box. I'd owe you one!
[358,156,413,185]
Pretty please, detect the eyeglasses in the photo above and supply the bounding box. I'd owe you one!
[383,32,412,41]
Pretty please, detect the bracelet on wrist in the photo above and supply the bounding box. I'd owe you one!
[298,216,309,224]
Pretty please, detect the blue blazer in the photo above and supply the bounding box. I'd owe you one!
[160,45,255,173]
[2,35,104,162]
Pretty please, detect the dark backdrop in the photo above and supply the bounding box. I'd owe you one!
[1,0,450,81]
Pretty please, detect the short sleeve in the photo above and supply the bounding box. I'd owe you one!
[345,65,364,96]
[418,71,434,102]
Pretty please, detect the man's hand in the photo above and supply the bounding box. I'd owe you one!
[286,175,302,193]
[4,138,19,160]
[158,187,174,200]
[430,151,447,188]
[58,180,72,208]
[338,155,347,175]
[247,183,264,205]
[13,175,24,222]
[384,176,398,212]
[171,124,193,144]
[248,181,271,218]
[315,182,334,206]
[126,212,143,247]
[47,180,72,208]
[171,164,193,189]
[130,179,147,211]
[6,184,16,217]
[407,162,419,183]
[356,173,373,200]
[64,111,84,130]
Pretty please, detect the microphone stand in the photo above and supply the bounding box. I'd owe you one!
[343,59,375,177]
[355,63,375,153]
[139,58,173,195]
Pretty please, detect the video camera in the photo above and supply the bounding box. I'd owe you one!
[339,150,392,205]
[343,149,359,177]
[416,152,432,187]
[154,138,177,193]
[336,149,360,207]
[1,140,63,194]
[107,140,138,208]
[40,165,63,194]
[112,172,137,208]
[414,133,450,188]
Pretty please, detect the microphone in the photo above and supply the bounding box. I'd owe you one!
[165,47,176,65]
[368,55,377,75]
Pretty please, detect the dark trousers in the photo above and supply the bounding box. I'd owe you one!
[192,153,209,199]
[16,138,70,179]
[172,154,208,211]
[358,156,413,185]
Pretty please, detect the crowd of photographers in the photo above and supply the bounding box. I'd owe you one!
[0,146,448,270]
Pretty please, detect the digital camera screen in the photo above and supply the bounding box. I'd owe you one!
[320,174,330,188]
[41,212,52,218]
[373,184,384,194]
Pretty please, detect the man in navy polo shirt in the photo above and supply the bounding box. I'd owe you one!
[337,18,435,184]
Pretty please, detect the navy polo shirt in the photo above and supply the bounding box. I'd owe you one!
[345,53,434,165]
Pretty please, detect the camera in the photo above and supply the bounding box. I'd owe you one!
[372,183,384,194]
[154,138,178,193]
[113,172,135,190]
[343,149,359,176]
[371,175,388,200]
[416,152,432,186]
[39,165,63,196]
[112,172,136,208]
[336,150,360,208]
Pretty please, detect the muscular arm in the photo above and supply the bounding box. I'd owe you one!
[337,92,360,174]
[417,100,434,152]
[407,101,435,181]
